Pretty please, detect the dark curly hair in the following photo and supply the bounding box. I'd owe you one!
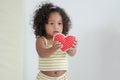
[33,2,71,37]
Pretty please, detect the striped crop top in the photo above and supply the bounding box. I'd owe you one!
[39,37,68,71]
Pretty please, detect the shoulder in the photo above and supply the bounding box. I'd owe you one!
[36,36,44,40]
[36,36,45,44]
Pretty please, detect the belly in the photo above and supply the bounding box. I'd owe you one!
[41,70,66,77]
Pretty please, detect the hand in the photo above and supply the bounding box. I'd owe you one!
[52,41,62,51]
[67,40,77,56]
[72,40,77,48]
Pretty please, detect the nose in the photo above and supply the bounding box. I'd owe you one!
[54,23,59,29]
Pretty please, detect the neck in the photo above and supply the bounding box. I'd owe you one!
[45,35,53,40]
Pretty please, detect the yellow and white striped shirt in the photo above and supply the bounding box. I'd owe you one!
[39,37,68,71]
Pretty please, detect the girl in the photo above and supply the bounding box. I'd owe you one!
[33,2,77,80]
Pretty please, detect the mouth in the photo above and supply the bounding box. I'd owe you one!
[53,31,59,34]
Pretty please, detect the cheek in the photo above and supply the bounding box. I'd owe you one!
[60,26,63,31]
[45,26,51,31]
[45,27,50,34]
[46,27,54,33]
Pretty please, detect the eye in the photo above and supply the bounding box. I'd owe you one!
[49,22,54,25]
[58,22,62,25]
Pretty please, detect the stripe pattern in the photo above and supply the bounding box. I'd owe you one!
[39,49,68,71]
[39,37,68,71]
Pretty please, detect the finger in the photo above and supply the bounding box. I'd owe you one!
[74,41,78,46]
[54,45,61,50]
[69,47,73,50]
[54,43,62,49]
[72,43,77,48]
[72,45,76,48]
[54,42,61,47]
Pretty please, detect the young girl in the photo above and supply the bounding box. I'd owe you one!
[33,2,77,80]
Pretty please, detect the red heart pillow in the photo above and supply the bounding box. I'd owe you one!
[53,33,76,51]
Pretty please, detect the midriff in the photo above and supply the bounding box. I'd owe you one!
[41,70,66,77]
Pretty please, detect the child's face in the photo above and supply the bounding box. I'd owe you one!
[45,12,63,38]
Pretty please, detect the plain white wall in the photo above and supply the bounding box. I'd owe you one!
[25,0,120,80]
[0,0,24,80]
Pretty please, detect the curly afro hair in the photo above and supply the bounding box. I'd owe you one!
[33,2,71,37]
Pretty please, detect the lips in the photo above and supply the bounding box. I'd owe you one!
[53,31,59,34]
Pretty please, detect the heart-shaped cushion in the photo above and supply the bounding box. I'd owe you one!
[53,33,76,51]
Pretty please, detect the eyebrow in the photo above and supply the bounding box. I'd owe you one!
[48,20,62,22]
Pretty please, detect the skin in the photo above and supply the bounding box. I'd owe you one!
[36,12,77,77]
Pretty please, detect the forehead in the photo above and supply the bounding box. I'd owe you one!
[48,12,62,21]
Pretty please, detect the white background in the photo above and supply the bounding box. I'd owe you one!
[0,0,24,80]
[25,0,120,80]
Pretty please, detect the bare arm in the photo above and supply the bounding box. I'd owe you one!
[67,41,77,56]
[67,48,76,56]
[36,37,62,58]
